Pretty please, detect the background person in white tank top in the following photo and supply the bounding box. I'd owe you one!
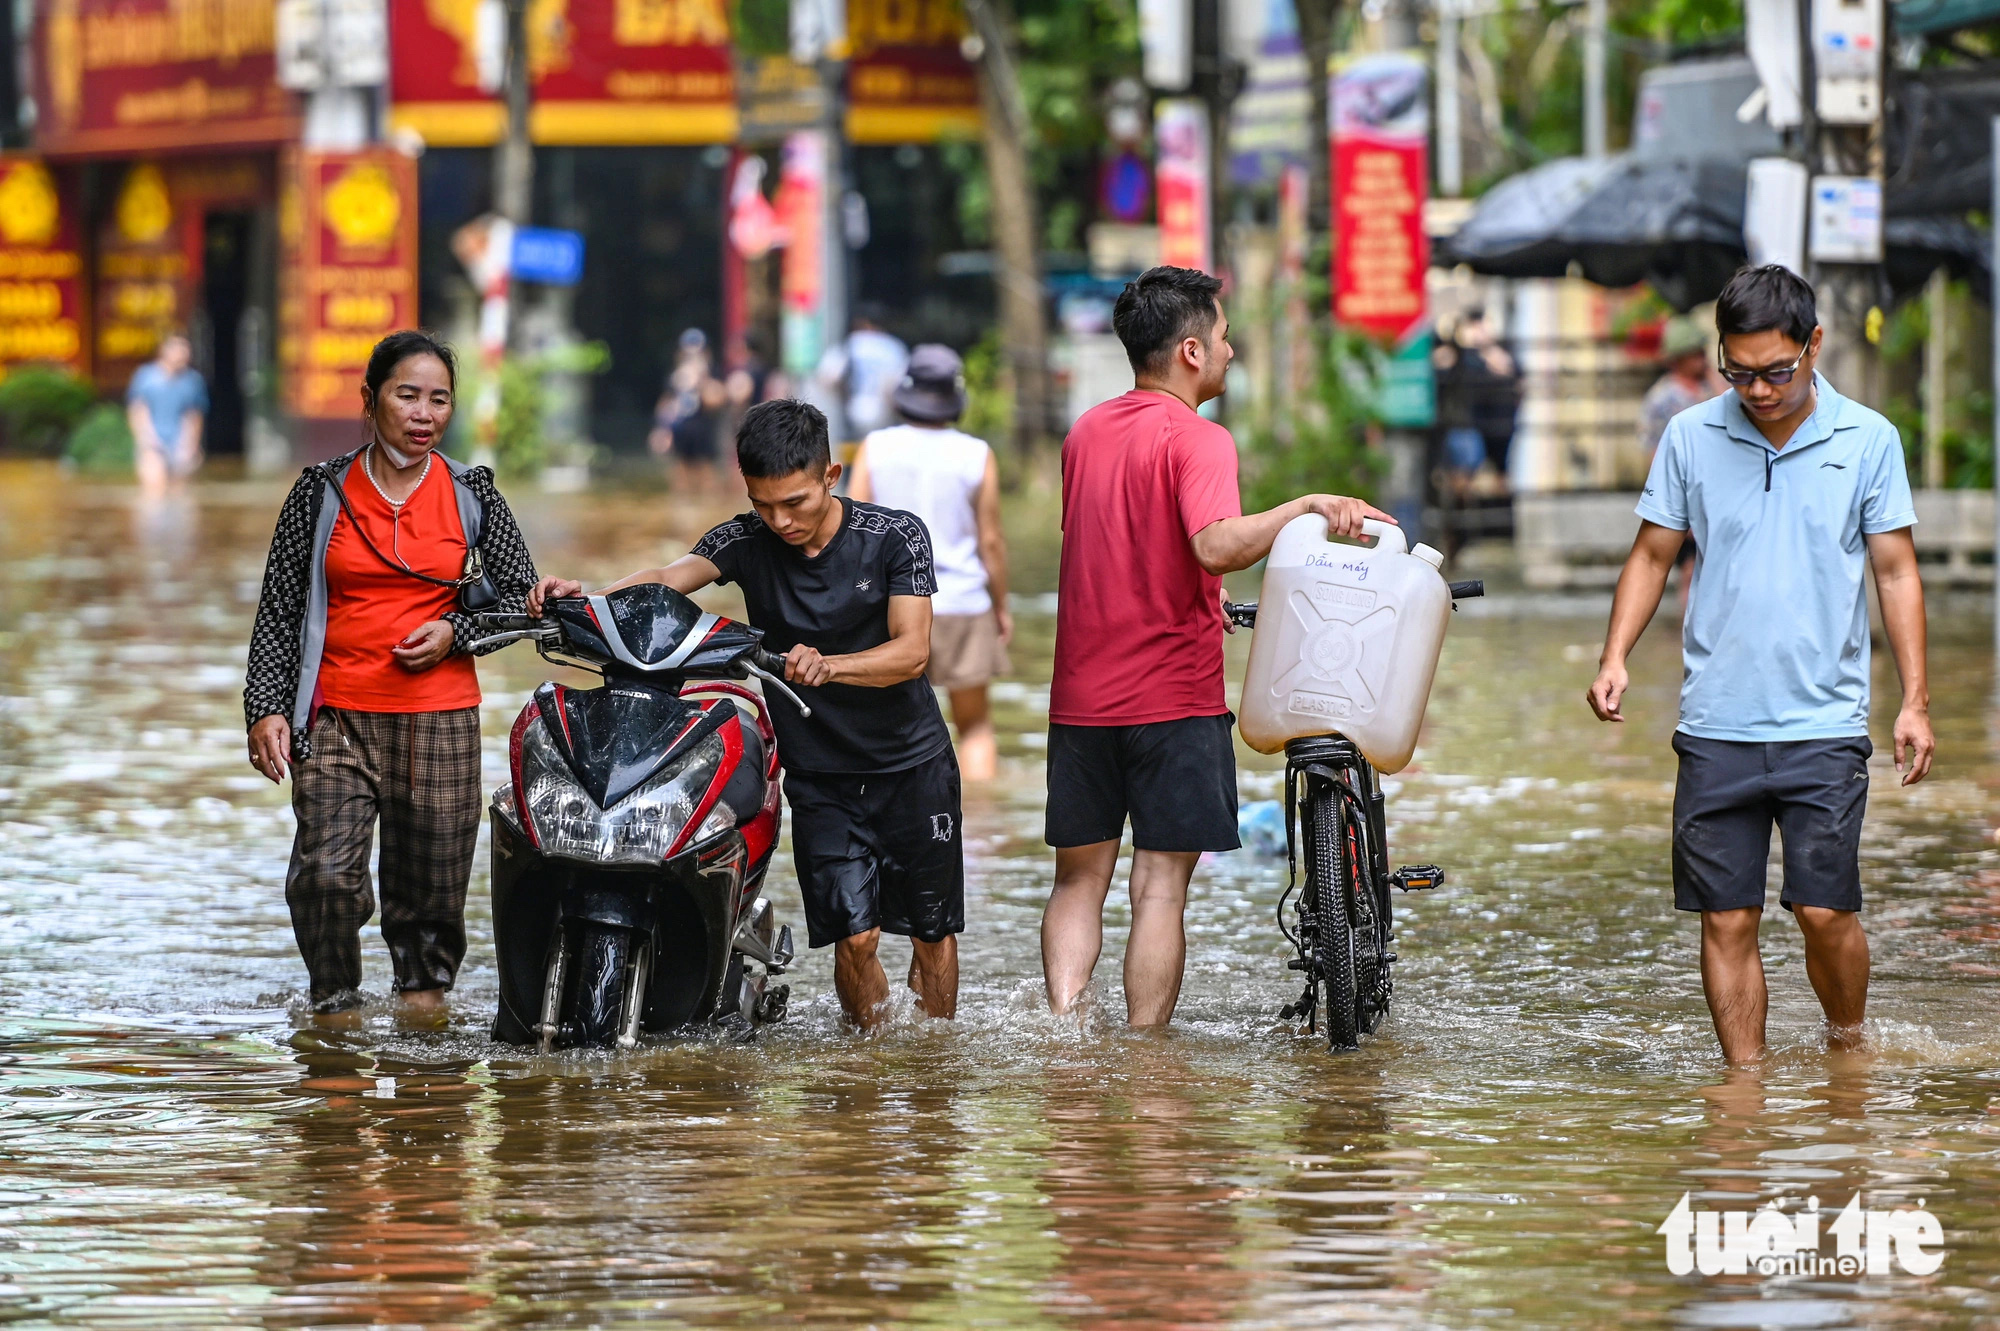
[850,344,1013,781]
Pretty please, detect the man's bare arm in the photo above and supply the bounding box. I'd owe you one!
[526,554,721,616]
[785,594,931,688]
[973,451,1012,642]
[1585,521,1687,722]
[1189,495,1397,576]
[1866,527,1934,785]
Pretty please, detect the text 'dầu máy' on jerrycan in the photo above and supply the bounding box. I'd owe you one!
[1237,515,1451,773]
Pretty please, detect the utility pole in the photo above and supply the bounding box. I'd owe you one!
[1436,0,1461,195]
[1583,0,1607,159]
[494,0,534,262]
[1804,0,1885,407]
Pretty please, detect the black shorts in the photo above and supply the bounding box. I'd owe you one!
[784,747,965,948]
[1671,733,1872,914]
[1045,714,1240,853]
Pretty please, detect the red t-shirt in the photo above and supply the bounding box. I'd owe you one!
[318,458,481,714]
[1050,390,1242,725]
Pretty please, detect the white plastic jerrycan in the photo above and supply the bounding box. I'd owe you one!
[1237,516,1450,772]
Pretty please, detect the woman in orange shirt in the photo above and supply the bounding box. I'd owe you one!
[244,331,538,1015]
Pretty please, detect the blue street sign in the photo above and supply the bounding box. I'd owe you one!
[511,227,585,285]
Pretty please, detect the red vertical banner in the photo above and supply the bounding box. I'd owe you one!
[776,130,826,376]
[0,157,86,376]
[280,149,421,420]
[1155,98,1211,272]
[1332,53,1428,343]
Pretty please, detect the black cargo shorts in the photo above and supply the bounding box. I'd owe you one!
[1670,732,1872,914]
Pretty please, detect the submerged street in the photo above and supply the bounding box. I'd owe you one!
[3,465,1999,1327]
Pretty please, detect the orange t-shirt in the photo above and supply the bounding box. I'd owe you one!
[318,458,482,714]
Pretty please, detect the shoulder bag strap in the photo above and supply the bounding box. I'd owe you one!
[317,461,468,591]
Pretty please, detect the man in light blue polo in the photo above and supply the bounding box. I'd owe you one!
[1585,264,1933,1064]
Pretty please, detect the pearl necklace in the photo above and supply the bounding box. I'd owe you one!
[363,446,430,508]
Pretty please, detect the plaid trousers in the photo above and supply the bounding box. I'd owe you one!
[285,706,483,1004]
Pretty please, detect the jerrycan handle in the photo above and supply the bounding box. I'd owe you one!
[1360,517,1407,555]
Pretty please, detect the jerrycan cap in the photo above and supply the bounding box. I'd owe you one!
[1411,542,1445,569]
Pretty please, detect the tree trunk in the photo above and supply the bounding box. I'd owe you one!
[964,0,1052,458]
[1295,0,1336,272]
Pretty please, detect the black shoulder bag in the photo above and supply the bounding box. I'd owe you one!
[318,460,500,613]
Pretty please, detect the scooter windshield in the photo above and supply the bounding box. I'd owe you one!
[602,585,712,665]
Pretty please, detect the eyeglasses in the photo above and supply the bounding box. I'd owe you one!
[1716,340,1809,388]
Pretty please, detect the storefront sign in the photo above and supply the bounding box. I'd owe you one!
[387,0,737,145]
[1332,52,1432,427]
[846,0,981,144]
[94,163,189,392]
[35,0,296,156]
[0,158,86,376]
[280,149,420,419]
[1155,98,1211,273]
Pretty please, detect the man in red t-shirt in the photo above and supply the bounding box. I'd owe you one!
[1042,266,1393,1026]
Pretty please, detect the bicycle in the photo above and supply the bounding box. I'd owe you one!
[1226,579,1484,1051]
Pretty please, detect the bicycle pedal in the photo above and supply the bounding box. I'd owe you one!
[1391,864,1445,892]
[1279,1002,1300,1021]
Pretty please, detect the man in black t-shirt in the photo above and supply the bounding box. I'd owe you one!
[529,399,961,1030]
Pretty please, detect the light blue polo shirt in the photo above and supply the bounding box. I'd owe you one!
[1635,372,1916,742]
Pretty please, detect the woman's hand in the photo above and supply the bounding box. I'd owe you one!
[248,715,291,784]
[995,604,1014,647]
[392,620,455,672]
[527,575,585,617]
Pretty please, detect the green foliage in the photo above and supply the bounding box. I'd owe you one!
[0,367,99,457]
[732,0,789,56]
[1242,328,1388,512]
[958,328,1014,461]
[1878,282,1994,489]
[492,341,611,480]
[943,0,1140,248]
[65,403,135,475]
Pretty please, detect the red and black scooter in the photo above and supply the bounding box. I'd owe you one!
[466,586,809,1050]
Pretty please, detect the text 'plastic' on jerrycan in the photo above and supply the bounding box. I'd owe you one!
[1236,515,1451,772]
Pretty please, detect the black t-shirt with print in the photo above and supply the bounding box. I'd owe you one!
[693,498,950,775]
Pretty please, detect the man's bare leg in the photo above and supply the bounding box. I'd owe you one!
[1042,840,1120,1014]
[1700,906,1767,1063]
[907,934,959,1018]
[1125,850,1200,1027]
[1794,904,1869,1048]
[834,928,892,1030]
[950,686,998,782]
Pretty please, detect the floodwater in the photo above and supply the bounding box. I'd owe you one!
[3,462,1999,1329]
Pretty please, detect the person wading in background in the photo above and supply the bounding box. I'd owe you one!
[850,344,1013,781]
[1040,265,1393,1026]
[127,331,208,493]
[244,330,539,1017]
[1587,265,1933,1063]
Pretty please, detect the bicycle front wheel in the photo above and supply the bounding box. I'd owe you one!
[1303,776,1360,1051]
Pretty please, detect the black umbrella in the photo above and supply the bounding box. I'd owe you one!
[1437,151,1989,308]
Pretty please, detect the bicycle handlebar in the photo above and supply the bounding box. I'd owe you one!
[1448,580,1485,599]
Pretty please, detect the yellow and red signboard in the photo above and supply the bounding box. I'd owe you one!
[34,0,296,157]
[94,162,189,391]
[387,0,737,145]
[0,158,86,376]
[280,150,421,419]
[846,0,980,144]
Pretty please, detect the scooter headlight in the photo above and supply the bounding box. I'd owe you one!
[519,722,727,865]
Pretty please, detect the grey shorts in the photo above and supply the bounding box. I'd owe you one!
[1670,733,1872,914]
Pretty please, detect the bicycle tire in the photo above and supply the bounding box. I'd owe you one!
[571,924,633,1048]
[1304,777,1360,1051]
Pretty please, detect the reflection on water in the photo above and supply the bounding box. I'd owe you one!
[2,463,1998,1327]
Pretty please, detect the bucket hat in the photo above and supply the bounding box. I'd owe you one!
[892,343,967,424]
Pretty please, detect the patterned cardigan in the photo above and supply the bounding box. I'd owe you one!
[243,449,538,756]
